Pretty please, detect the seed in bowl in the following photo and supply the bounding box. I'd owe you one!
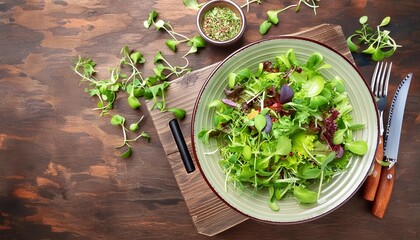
[202,6,241,42]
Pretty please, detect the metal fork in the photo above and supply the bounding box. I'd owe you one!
[363,61,392,201]
[371,62,392,136]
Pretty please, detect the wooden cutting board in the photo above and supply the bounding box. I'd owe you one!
[146,24,355,236]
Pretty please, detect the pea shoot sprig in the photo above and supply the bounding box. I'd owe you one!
[111,114,150,158]
[73,57,115,115]
[144,10,205,57]
[346,16,401,61]
[74,9,206,158]
[241,0,263,12]
[73,45,187,158]
[144,10,205,115]
[259,0,319,35]
[182,0,204,10]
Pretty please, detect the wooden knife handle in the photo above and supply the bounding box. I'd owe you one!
[362,136,383,201]
[371,165,395,218]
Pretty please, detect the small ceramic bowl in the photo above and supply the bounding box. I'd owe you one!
[196,0,246,46]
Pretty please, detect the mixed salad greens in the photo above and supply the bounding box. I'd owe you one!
[198,49,368,211]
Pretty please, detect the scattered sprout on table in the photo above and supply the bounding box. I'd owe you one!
[72,45,188,158]
[260,0,320,35]
[110,114,150,158]
[182,0,204,10]
[144,10,205,57]
[346,16,401,61]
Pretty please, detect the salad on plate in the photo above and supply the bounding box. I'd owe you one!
[198,49,368,211]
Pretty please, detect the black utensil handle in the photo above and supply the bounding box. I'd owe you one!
[169,119,195,173]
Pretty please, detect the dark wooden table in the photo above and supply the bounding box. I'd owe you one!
[1,1,419,239]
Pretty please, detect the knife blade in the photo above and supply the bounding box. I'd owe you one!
[371,73,412,218]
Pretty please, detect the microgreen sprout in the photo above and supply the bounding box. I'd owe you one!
[346,16,401,61]
[73,56,116,116]
[74,46,188,117]
[259,0,320,35]
[111,114,150,158]
[144,10,205,57]
[143,10,204,118]
[73,44,188,158]
[182,0,204,10]
[241,0,263,12]
[153,51,191,80]
[129,115,144,132]
[168,108,187,120]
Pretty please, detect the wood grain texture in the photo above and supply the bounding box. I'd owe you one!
[146,64,247,237]
[0,0,419,239]
[371,165,395,218]
[363,136,384,201]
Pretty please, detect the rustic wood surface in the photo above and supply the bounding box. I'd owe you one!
[147,62,249,237]
[0,0,419,239]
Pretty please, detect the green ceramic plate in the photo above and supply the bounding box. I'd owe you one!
[191,37,379,223]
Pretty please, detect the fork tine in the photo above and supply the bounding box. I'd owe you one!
[374,62,384,95]
[377,62,387,96]
[382,62,392,97]
[371,62,392,98]
[371,62,380,91]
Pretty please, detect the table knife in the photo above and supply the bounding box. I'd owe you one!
[371,73,412,218]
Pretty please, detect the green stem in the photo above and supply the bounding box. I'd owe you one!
[168,31,191,41]
[376,25,382,48]
[260,90,266,110]
[125,52,144,80]
[317,169,324,199]
[115,124,128,149]
[302,142,321,165]
[160,56,175,70]
[135,115,144,125]
[126,132,148,142]
[300,0,319,15]
[73,65,98,85]
[240,0,261,11]
[262,165,282,184]
[275,4,298,14]
[161,91,166,111]
[92,93,105,109]
[159,24,178,41]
